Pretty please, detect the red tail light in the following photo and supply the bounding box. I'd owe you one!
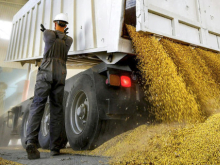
[121,76,131,87]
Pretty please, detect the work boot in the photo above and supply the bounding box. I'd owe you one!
[50,149,60,156]
[26,143,40,159]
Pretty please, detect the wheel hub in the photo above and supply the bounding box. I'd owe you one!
[70,91,89,134]
[77,104,87,119]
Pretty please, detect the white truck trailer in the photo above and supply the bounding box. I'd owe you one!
[1,0,220,150]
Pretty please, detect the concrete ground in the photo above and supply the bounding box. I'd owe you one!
[0,146,108,165]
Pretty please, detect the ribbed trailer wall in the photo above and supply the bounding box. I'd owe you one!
[6,0,123,63]
[136,0,220,52]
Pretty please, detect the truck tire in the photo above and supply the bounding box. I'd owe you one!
[0,121,12,147]
[38,93,68,149]
[20,109,29,149]
[65,75,101,150]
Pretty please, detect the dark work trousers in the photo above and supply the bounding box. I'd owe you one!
[26,32,67,151]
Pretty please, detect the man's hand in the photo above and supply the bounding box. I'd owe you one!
[64,28,69,34]
[40,24,46,32]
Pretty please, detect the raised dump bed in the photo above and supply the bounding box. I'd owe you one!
[6,0,220,67]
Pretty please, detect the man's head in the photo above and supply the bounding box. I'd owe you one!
[53,13,68,32]
[54,21,67,32]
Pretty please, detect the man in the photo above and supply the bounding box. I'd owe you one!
[25,13,73,159]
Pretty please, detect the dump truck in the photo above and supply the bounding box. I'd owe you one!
[1,0,220,150]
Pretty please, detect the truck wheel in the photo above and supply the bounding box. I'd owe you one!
[20,109,29,149]
[38,103,50,149]
[0,121,12,147]
[65,75,101,150]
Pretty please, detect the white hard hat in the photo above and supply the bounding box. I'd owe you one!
[53,13,68,24]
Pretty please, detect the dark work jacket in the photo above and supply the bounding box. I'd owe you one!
[38,30,73,85]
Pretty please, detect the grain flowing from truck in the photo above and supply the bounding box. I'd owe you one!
[161,39,220,117]
[126,25,220,123]
[195,48,220,87]
[126,25,205,123]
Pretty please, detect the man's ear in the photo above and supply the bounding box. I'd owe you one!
[65,25,67,28]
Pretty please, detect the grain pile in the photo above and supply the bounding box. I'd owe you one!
[90,113,220,164]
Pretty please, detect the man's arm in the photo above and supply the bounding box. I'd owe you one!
[40,24,56,43]
[43,30,56,43]
[66,37,73,52]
